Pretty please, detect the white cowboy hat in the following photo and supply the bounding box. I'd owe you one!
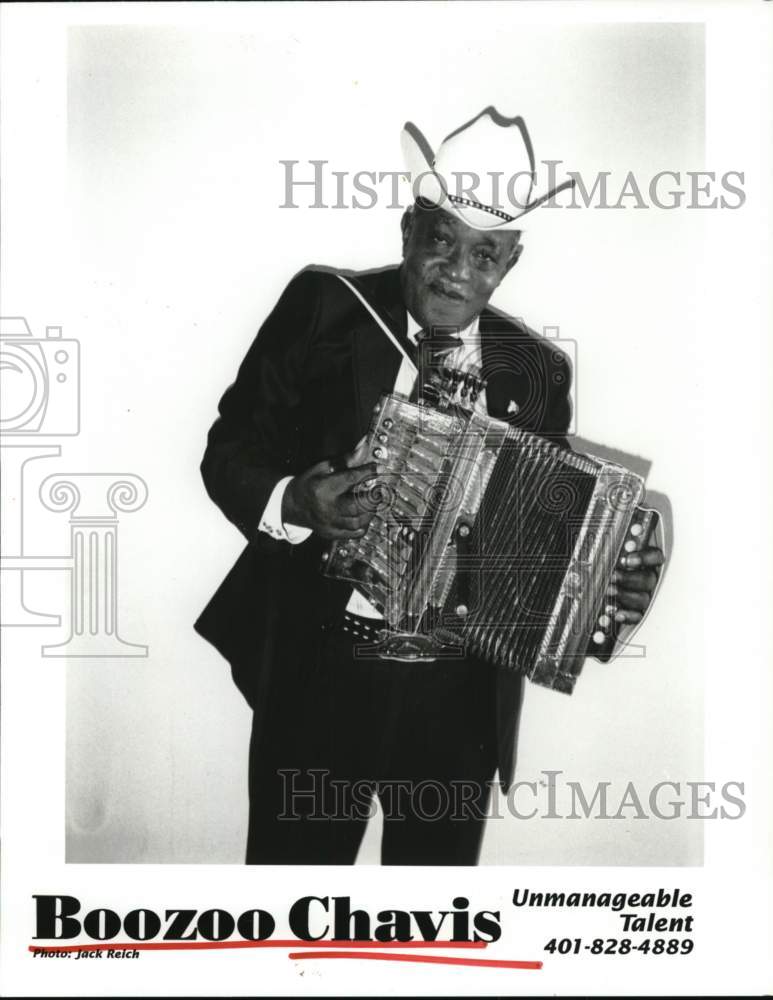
[401,106,575,230]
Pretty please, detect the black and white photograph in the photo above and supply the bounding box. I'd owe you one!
[1,2,770,996]
[66,16,696,869]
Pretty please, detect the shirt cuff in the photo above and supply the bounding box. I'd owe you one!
[258,476,312,544]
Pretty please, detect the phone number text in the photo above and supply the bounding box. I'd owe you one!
[545,937,693,955]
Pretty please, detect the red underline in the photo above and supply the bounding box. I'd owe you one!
[289,950,542,970]
[28,938,487,953]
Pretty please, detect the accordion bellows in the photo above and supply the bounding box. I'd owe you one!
[324,393,657,694]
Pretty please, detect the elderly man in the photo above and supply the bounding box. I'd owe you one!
[195,109,663,865]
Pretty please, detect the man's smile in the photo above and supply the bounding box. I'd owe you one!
[428,281,467,303]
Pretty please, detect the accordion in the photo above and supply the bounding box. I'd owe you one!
[323,375,660,694]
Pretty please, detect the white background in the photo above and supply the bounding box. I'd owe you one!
[1,1,771,996]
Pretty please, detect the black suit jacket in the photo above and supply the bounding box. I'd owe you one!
[194,264,572,789]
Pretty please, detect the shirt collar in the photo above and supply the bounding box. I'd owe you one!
[406,311,479,345]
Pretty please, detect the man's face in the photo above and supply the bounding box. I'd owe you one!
[399,202,522,331]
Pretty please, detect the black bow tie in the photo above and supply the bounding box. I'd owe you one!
[411,328,464,404]
[414,328,463,367]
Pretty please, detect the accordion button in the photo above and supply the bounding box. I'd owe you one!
[598,614,611,628]
[457,524,471,539]
[383,419,393,429]
[455,604,469,618]
[373,447,387,460]
[592,630,606,645]
[630,522,643,536]
[624,539,637,553]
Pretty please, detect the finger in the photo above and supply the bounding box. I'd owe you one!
[333,510,373,530]
[614,587,650,612]
[329,502,373,526]
[350,474,402,511]
[619,547,665,570]
[322,524,369,540]
[322,516,373,538]
[308,457,342,477]
[332,462,380,491]
[612,608,643,625]
[611,568,657,591]
[338,492,385,518]
[343,435,370,469]
[319,449,368,476]
[338,492,368,516]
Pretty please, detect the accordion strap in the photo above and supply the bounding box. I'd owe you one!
[337,274,417,373]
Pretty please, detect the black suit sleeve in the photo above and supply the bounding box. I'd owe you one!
[200,269,321,543]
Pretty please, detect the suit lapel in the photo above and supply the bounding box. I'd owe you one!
[480,309,527,422]
[344,266,408,432]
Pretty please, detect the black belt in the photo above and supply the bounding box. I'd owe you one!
[336,611,457,664]
[339,610,387,643]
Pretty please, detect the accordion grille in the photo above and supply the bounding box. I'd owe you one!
[442,435,598,673]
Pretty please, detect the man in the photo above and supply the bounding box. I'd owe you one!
[195,108,663,865]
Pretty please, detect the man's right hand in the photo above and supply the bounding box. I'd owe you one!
[281,447,380,540]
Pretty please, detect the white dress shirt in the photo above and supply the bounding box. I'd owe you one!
[258,311,484,619]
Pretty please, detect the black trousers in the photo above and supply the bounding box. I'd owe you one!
[246,620,497,865]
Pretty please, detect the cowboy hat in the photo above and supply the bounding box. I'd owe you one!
[401,106,575,230]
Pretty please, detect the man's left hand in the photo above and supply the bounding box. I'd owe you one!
[606,546,665,625]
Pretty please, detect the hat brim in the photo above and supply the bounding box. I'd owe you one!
[401,121,574,231]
